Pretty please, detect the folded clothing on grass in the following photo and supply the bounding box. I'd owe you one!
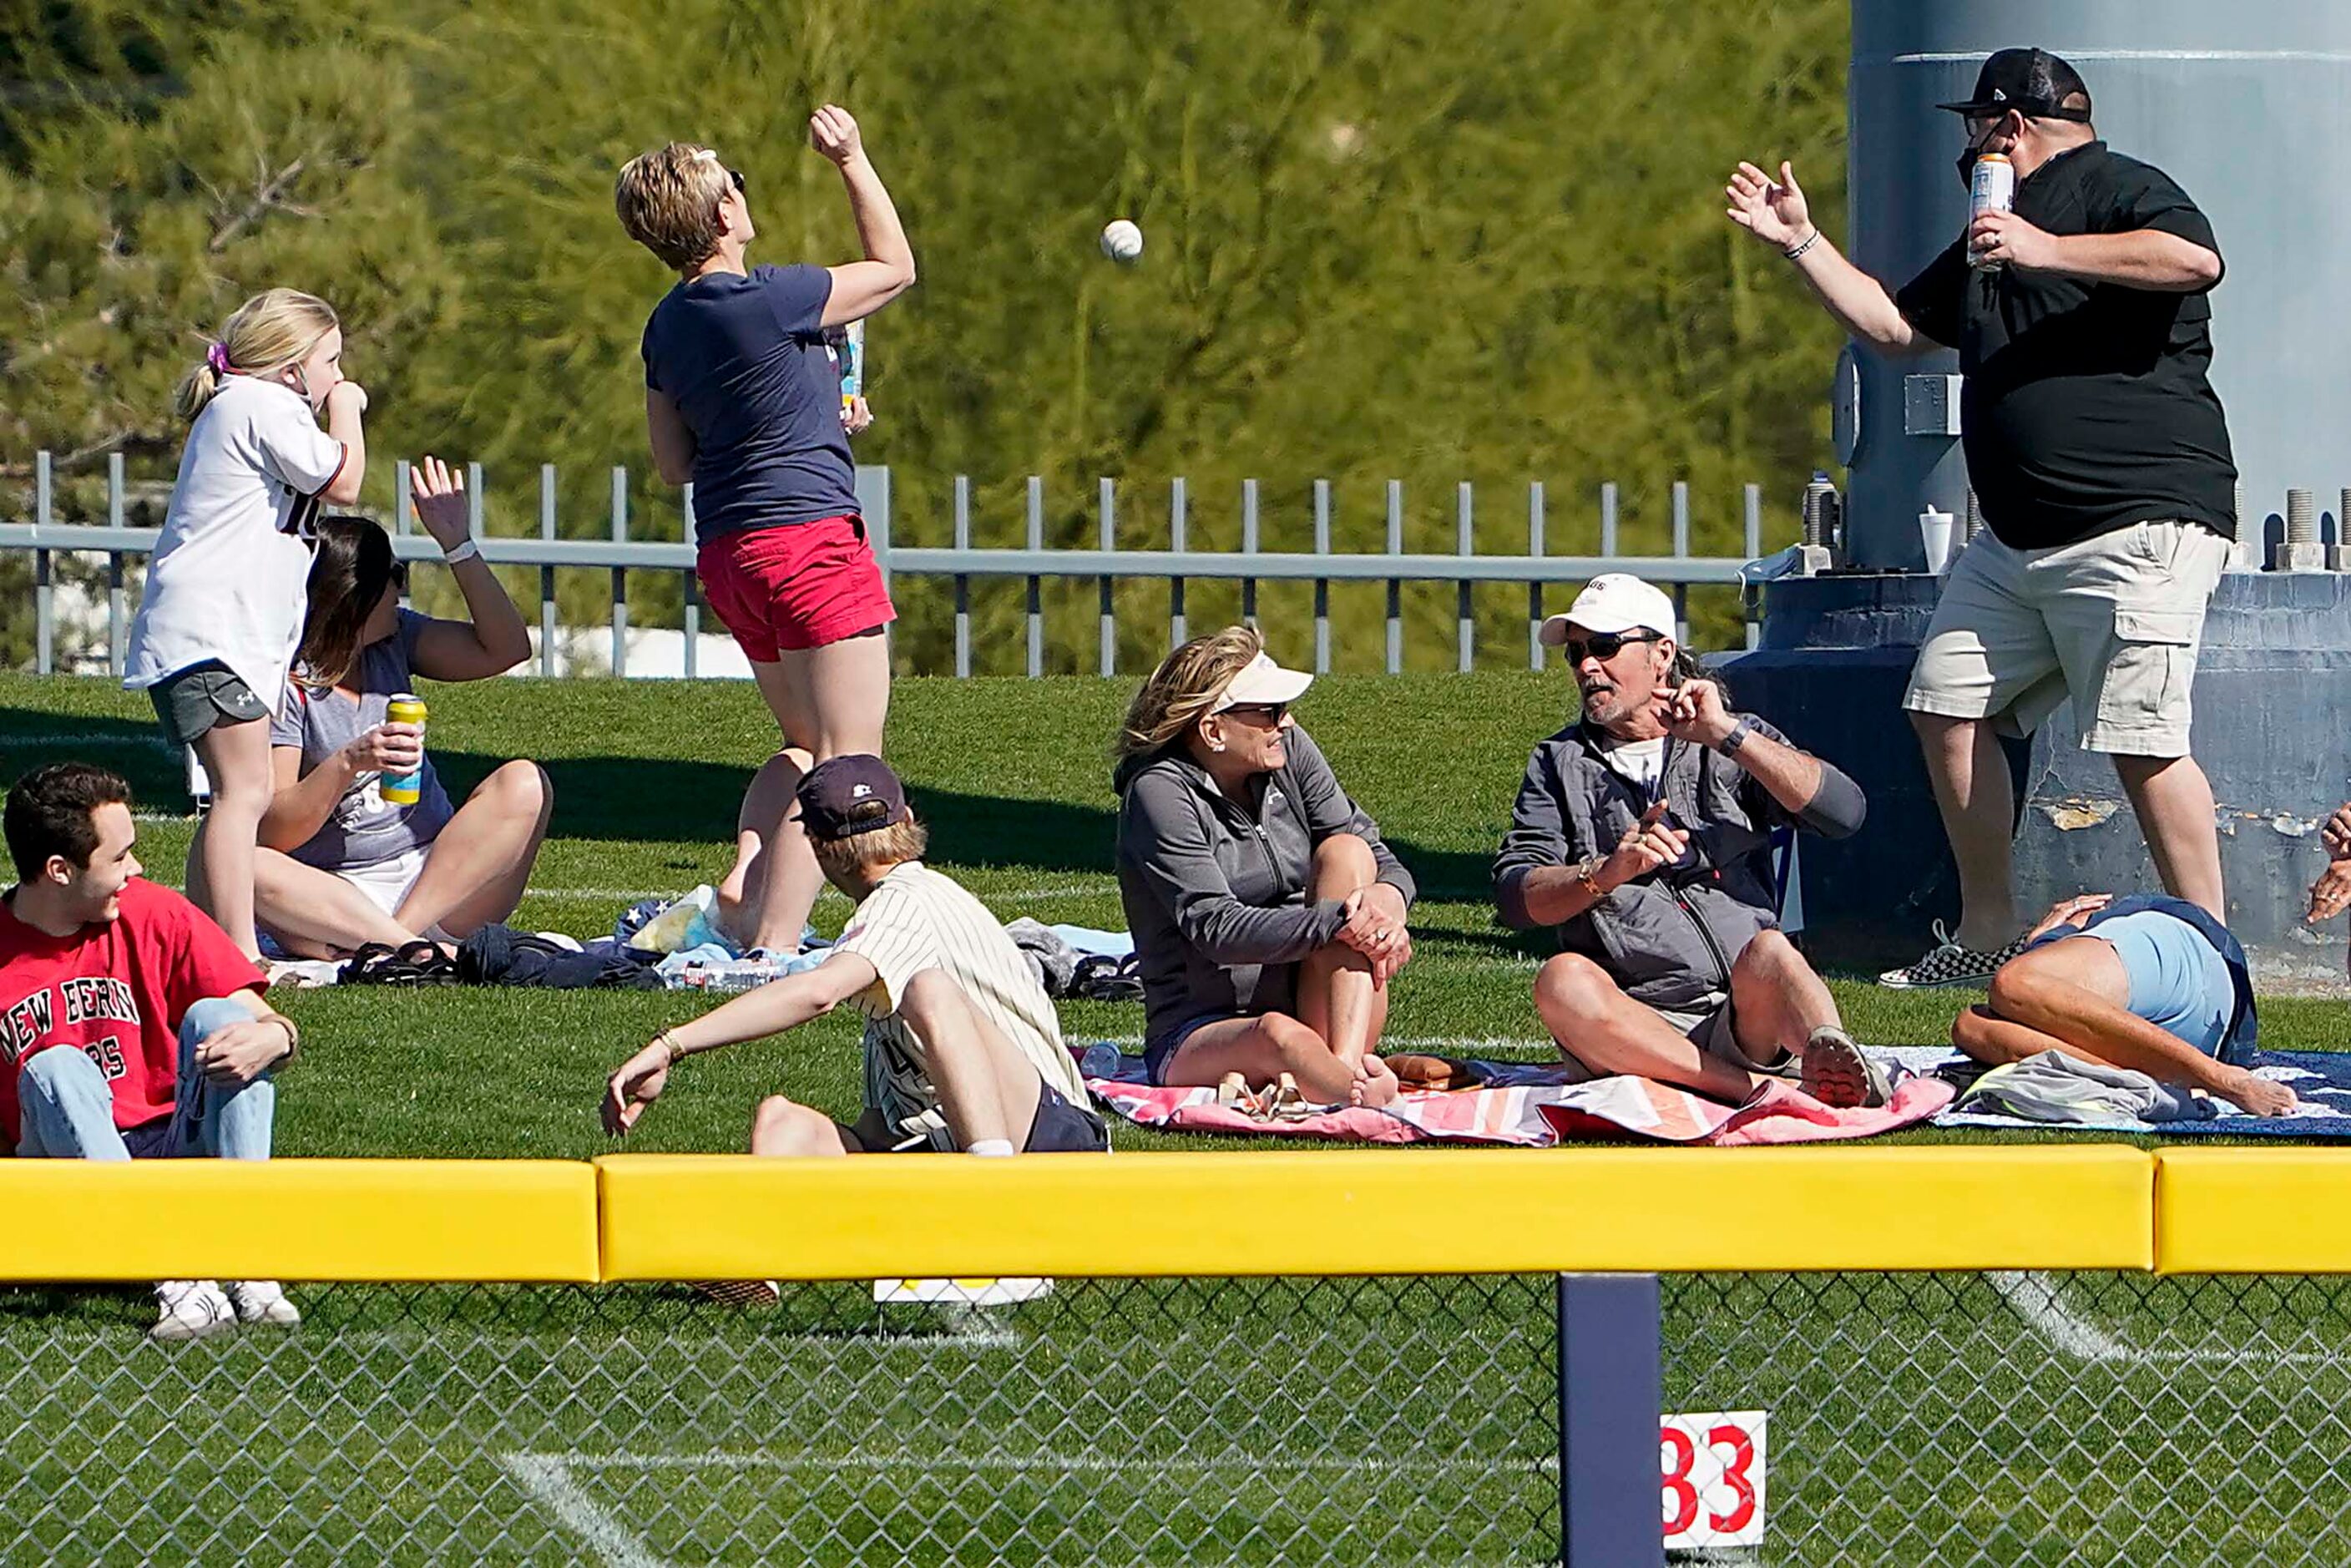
[1077,1045,1950,1147]
[1907,1045,2351,1137]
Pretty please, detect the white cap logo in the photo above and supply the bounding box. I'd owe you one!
[851,782,873,800]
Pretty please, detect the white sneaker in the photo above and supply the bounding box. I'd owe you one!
[225,1279,301,1328]
[150,1280,236,1343]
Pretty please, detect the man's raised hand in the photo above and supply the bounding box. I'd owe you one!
[1727,160,1811,250]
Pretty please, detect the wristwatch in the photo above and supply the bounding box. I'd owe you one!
[1718,716,1759,756]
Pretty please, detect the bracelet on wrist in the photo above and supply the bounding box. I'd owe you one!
[1782,228,1822,261]
[655,1029,686,1066]
[442,538,482,565]
[1576,857,1609,900]
[269,1014,301,1060]
[1718,715,1759,756]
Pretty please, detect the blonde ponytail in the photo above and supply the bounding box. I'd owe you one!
[174,287,341,422]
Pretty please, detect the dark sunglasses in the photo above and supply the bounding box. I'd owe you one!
[390,559,411,594]
[1222,701,1290,725]
[1562,630,1663,665]
[728,168,747,195]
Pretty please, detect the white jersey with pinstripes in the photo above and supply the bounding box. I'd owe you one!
[830,862,1084,1143]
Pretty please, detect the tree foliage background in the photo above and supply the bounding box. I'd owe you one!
[2,0,1848,671]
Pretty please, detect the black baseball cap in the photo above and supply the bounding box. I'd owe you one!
[795,755,910,842]
[1938,48,2092,122]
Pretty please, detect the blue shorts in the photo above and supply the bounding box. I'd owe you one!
[2093,910,2232,1058]
[1143,1011,1250,1087]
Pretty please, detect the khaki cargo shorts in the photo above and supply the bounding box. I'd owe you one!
[1901,518,2230,758]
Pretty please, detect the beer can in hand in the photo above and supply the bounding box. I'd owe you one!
[1968,153,2015,270]
[382,692,428,806]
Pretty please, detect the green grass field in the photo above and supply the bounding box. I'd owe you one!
[1,671,2346,1565]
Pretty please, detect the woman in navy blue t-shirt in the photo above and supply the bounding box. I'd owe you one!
[616,104,916,956]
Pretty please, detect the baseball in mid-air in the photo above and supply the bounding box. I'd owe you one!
[1100,219,1144,264]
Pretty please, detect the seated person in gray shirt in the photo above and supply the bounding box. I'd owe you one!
[253,459,551,959]
[1493,574,1883,1106]
[1115,627,1416,1108]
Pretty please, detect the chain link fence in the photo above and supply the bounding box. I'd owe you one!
[1,1270,2345,1564]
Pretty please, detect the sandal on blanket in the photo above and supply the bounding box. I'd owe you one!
[1216,1072,1267,1117]
[1384,1054,1484,1092]
[1263,1072,1318,1122]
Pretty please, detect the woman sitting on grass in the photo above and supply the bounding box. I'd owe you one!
[1113,626,1417,1108]
[253,459,552,959]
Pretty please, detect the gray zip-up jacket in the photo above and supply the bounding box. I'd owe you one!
[1491,717,1864,1012]
[1115,726,1415,1055]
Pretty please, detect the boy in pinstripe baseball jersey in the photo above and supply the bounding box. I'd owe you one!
[603,756,1108,1156]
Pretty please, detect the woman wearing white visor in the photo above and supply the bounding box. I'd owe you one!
[1114,628,1418,1107]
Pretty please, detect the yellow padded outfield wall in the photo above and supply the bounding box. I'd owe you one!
[595,1146,2156,1280]
[38,1146,2351,1282]
[0,1160,599,1282]
[2155,1148,2351,1275]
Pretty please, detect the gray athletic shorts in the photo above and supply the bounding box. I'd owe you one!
[147,660,270,749]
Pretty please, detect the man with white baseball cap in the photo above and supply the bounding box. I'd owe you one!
[1496,574,1887,1106]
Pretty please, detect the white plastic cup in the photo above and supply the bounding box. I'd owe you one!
[1919,507,1955,574]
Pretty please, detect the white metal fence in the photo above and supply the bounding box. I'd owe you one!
[1,453,1771,680]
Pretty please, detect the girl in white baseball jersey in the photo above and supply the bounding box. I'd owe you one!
[125,289,369,959]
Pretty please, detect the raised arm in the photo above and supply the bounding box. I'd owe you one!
[1727,160,1933,357]
[809,105,917,327]
[603,951,880,1136]
[401,457,533,680]
[1661,682,1866,838]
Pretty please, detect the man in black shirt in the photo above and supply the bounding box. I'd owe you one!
[1727,48,2234,989]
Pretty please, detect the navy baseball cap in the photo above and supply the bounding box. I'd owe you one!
[1938,48,2092,121]
[796,755,910,842]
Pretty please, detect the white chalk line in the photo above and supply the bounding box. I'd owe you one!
[1990,1271,2346,1368]
[499,1454,669,1568]
[503,1445,1550,1568]
[559,1447,1550,1476]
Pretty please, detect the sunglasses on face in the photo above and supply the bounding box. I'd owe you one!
[1222,701,1290,726]
[1563,630,1663,665]
[390,560,410,594]
[728,168,747,196]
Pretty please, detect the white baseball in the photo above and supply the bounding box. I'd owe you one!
[1100,219,1144,264]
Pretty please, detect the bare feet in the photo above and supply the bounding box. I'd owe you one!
[1349,1054,1400,1109]
[2217,1066,2299,1118]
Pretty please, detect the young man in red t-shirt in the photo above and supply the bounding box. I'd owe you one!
[1,762,304,1341]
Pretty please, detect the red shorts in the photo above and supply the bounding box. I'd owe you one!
[695,514,897,660]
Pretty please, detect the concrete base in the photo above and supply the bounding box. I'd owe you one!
[1723,569,2351,992]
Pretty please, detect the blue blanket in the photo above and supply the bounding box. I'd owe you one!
[1915,1047,2351,1139]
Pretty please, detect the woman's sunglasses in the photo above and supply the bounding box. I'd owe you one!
[728,168,747,196]
[1561,630,1663,665]
[1223,701,1290,725]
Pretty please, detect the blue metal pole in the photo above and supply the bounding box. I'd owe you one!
[1557,1272,1663,1567]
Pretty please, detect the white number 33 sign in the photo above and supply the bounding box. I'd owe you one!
[1661,1409,1767,1551]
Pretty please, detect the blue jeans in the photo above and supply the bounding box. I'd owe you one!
[15,998,276,1161]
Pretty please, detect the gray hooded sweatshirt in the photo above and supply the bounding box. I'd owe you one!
[1114,725,1415,1057]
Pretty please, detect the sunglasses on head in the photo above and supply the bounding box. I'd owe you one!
[1563,630,1663,665]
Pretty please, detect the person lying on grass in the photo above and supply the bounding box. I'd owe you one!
[1954,893,2295,1116]
[603,755,1107,1158]
[254,467,550,962]
[0,763,302,1341]
[1491,573,1883,1107]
